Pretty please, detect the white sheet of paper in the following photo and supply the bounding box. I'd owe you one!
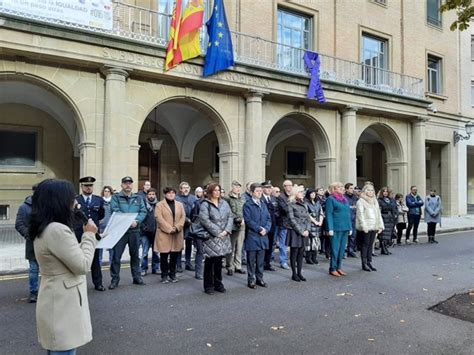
[97,212,138,249]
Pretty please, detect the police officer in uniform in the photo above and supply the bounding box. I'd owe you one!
[261,180,277,271]
[74,176,106,291]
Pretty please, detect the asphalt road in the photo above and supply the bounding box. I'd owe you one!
[1,232,473,355]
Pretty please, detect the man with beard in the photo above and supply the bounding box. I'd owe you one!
[140,188,160,276]
[175,181,197,272]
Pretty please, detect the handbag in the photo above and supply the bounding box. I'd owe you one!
[189,222,211,241]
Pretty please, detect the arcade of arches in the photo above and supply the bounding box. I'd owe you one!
[0,73,470,225]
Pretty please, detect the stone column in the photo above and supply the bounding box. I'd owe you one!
[101,66,130,188]
[78,141,97,180]
[244,91,266,184]
[340,106,358,184]
[411,119,427,196]
[314,157,336,188]
[218,151,239,192]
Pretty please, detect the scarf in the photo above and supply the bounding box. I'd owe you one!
[332,192,347,203]
[103,196,111,203]
[145,198,157,213]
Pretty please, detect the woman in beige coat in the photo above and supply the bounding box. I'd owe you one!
[356,184,384,272]
[29,179,99,354]
[154,187,185,284]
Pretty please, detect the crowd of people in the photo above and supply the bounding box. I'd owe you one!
[14,176,443,354]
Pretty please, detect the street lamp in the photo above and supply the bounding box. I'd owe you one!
[148,137,164,154]
[453,122,474,146]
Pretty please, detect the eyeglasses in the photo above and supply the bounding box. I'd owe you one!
[83,184,93,187]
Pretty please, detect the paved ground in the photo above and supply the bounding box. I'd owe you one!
[0,231,473,355]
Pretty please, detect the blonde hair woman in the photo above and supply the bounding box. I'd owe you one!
[325,182,352,277]
[286,185,312,281]
[356,184,384,272]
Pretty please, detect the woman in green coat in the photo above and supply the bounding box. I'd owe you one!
[325,182,352,277]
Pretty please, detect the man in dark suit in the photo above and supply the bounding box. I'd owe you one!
[74,176,105,291]
[261,180,277,271]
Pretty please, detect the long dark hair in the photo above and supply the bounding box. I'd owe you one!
[28,179,76,240]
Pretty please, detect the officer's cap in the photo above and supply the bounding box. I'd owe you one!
[121,176,134,183]
[261,180,273,188]
[79,176,96,184]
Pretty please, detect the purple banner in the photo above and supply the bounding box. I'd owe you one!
[304,51,326,103]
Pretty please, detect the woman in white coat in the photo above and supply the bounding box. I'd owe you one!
[356,184,384,272]
[29,179,100,354]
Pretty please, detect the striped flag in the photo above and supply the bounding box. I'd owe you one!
[165,0,204,71]
[165,0,183,71]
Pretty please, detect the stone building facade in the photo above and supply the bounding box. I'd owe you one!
[0,0,472,225]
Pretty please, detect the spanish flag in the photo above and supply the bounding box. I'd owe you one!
[165,0,204,71]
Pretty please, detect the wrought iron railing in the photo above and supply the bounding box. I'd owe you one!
[0,1,425,99]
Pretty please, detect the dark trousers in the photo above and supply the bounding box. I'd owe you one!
[320,234,331,256]
[203,256,224,291]
[264,232,275,267]
[359,230,376,264]
[427,222,437,237]
[346,224,357,253]
[161,252,179,279]
[247,250,265,283]
[193,238,204,278]
[91,249,103,287]
[110,231,141,284]
[396,222,406,243]
[177,237,193,269]
[406,214,421,241]
[290,246,304,276]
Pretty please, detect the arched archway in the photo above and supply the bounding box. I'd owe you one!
[356,123,406,193]
[0,74,84,222]
[265,113,332,188]
[138,96,233,192]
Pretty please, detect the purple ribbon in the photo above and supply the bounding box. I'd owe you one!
[304,51,326,103]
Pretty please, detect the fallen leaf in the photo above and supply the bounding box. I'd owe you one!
[324,314,328,317]
[422,288,428,291]
[336,292,353,297]
[379,292,387,295]
[355,314,361,318]
[271,326,285,331]
[206,343,212,348]
[437,277,443,281]
[400,320,405,323]
[368,338,375,342]
[186,328,194,331]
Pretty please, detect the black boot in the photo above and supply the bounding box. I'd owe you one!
[367,262,377,271]
[432,236,438,244]
[291,270,301,282]
[380,242,389,255]
[362,258,371,272]
[311,251,319,265]
[305,254,314,265]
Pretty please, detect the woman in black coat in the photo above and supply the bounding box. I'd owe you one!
[304,189,323,265]
[377,187,398,255]
[287,186,312,282]
[317,187,330,259]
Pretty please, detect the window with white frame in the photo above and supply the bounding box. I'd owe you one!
[427,0,442,27]
[361,33,388,86]
[0,205,9,221]
[156,0,211,45]
[427,54,442,94]
[277,8,312,71]
[0,130,37,167]
[471,36,474,59]
[471,82,474,106]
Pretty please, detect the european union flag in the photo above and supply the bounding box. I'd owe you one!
[203,0,234,77]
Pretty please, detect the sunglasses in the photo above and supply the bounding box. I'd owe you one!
[82,184,93,187]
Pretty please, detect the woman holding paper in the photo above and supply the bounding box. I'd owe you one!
[29,179,100,354]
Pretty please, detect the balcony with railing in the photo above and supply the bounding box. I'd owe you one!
[0,1,425,100]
